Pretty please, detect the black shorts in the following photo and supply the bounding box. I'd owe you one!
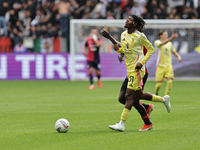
[87,61,100,70]
[120,73,148,91]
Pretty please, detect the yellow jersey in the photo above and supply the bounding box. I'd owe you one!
[154,40,175,67]
[117,30,154,73]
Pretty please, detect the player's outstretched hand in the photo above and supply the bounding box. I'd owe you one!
[118,53,124,63]
[135,62,143,70]
[114,43,120,51]
[172,33,178,39]
[101,29,111,39]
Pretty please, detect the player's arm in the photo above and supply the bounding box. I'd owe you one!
[159,33,178,46]
[82,46,87,57]
[136,34,154,70]
[101,29,120,45]
[101,29,124,62]
[83,41,88,57]
[170,43,182,63]
[173,52,182,63]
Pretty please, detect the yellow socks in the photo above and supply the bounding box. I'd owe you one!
[152,95,163,102]
[120,108,130,122]
[165,80,172,95]
[155,82,163,95]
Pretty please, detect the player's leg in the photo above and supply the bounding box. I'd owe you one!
[135,70,171,113]
[94,63,102,88]
[109,88,134,132]
[119,76,154,117]
[134,90,153,131]
[165,78,173,95]
[87,61,95,90]
[119,75,151,110]
[109,74,136,132]
[120,71,152,131]
[164,66,174,95]
[139,91,171,113]
[133,69,153,130]
[141,73,153,112]
[118,77,128,104]
[155,67,164,95]
[155,81,163,95]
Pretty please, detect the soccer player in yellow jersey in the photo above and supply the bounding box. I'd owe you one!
[154,31,182,96]
[101,15,171,132]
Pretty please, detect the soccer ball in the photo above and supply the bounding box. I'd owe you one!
[55,118,70,133]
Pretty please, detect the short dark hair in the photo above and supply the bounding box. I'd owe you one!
[158,30,166,38]
[131,15,146,32]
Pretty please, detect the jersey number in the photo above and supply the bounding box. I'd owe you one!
[128,76,134,87]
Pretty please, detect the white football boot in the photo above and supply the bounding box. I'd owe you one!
[162,95,171,113]
[109,123,125,132]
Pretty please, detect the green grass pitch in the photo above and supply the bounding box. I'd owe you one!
[0,80,199,150]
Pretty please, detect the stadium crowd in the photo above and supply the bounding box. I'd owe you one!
[0,0,199,52]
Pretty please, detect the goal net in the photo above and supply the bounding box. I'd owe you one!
[70,19,200,80]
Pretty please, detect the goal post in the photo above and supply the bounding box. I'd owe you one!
[70,19,200,80]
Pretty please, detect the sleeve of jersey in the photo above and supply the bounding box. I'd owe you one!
[170,42,176,53]
[116,34,125,53]
[154,40,161,48]
[139,34,155,65]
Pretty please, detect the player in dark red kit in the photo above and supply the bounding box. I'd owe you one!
[83,29,103,90]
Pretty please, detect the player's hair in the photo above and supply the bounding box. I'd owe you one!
[158,30,166,38]
[131,15,146,32]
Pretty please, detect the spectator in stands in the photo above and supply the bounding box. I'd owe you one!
[13,38,27,53]
[0,1,8,36]
[113,2,123,19]
[22,10,31,30]
[92,0,103,19]
[13,20,24,45]
[106,11,115,19]
[31,25,37,40]
[31,8,50,26]
[56,0,71,37]
[148,0,159,19]
[81,0,95,19]
[50,24,59,39]
[130,1,144,17]
[71,0,81,19]
[27,0,37,21]
[36,24,42,38]
[197,0,200,18]
[41,25,49,39]
[8,8,18,27]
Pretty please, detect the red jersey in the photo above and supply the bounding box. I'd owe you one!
[85,38,102,64]
[143,46,149,75]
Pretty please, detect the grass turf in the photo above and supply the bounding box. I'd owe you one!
[0,80,199,150]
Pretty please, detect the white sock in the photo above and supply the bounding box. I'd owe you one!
[119,120,125,126]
